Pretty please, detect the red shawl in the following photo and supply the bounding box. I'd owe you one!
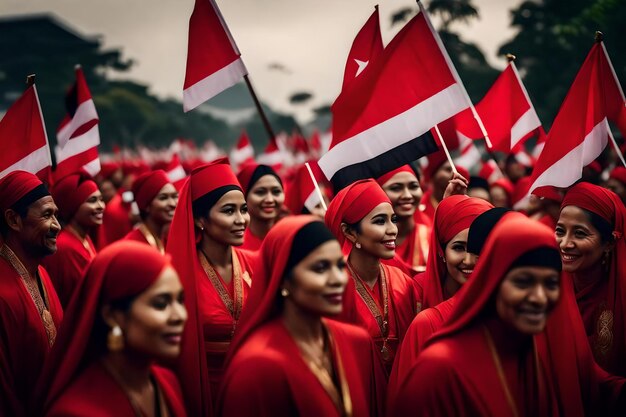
[561,182,626,376]
[415,195,493,309]
[101,192,132,247]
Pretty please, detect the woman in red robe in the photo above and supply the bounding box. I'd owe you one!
[218,216,386,417]
[325,179,419,375]
[236,164,285,251]
[391,216,625,417]
[37,241,187,416]
[557,182,626,376]
[377,165,432,275]
[166,158,255,415]
[414,194,493,310]
[43,172,103,307]
[124,170,178,253]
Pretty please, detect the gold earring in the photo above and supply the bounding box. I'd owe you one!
[355,242,362,249]
[281,288,289,297]
[107,325,124,352]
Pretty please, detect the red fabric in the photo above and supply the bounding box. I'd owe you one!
[610,167,626,185]
[0,170,46,211]
[375,165,415,188]
[56,66,99,149]
[235,163,262,196]
[416,195,493,309]
[51,173,98,221]
[387,210,432,274]
[337,263,419,375]
[419,189,437,221]
[131,169,170,211]
[422,151,447,184]
[491,177,514,199]
[390,216,609,417]
[98,162,120,181]
[42,229,96,308]
[0,259,62,417]
[324,179,391,248]
[222,216,386,417]
[284,162,328,215]
[166,158,244,417]
[122,227,150,245]
[45,362,187,417]
[38,241,170,413]
[561,182,626,376]
[101,192,132,247]
[533,185,564,204]
[240,227,263,251]
[512,175,532,207]
[341,6,383,92]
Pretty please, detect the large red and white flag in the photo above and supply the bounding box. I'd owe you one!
[54,66,101,179]
[0,84,52,182]
[456,61,544,153]
[320,3,473,189]
[183,0,248,112]
[229,130,254,168]
[341,6,383,92]
[529,41,626,193]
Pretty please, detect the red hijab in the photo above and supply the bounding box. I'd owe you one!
[561,181,626,375]
[132,170,171,212]
[419,195,493,308]
[52,172,99,222]
[375,165,416,188]
[324,179,391,250]
[37,241,170,413]
[166,158,242,417]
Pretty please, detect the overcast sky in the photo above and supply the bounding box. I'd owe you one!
[2,0,520,122]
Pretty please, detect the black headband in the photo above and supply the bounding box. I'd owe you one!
[246,165,282,197]
[509,247,562,271]
[467,207,512,255]
[285,221,336,274]
[192,185,241,218]
[11,183,50,214]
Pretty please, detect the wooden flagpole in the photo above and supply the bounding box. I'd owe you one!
[433,124,458,174]
[244,74,277,143]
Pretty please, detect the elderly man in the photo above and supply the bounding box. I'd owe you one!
[0,170,63,417]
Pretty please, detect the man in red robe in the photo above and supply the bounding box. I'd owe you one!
[0,171,64,417]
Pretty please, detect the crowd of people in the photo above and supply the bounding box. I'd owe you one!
[1,150,625,416]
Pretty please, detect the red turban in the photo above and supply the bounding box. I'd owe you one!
[131,170,170,211]
[38,241,170,412]
[52,173,99,221]
[324,179,391,248]
[418,195,493,309]
[376,165,417,187]
[190,159,241,202]
[0,170,48,212]
[610,167,626,185]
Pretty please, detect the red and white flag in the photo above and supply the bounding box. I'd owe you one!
[320,3,473,189]
[529,41,626,193]
[165,154,187,190]
[256,137,283,169]
[229,131,254,168]
[183,0,248,112]
[0,84,52,182]
[341,6,383,92]
[54,66,101,179]
[454,62,543,153]
[454,131,482,170]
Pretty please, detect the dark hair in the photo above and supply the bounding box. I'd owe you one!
[345,221,362,235]
[583,209,614,243]
[0,205,30,237]
[90,294,138,359]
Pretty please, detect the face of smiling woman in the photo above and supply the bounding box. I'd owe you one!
[350,203,398,260]
[444,228,473,287]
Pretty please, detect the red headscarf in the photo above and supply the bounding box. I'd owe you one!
[0,170,48,211]
[132,170,171,212]
[561,181,626,376]
[324,179,391,249]
[609,167,626,186]
[165,158,242,417]
[376,165,417,187]
[419,195,493,308]
[52,173,99,222]
[425,216,600,417]
[37,241,170,413]
[236,163,282,197]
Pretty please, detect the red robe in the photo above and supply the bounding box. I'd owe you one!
[0,259,63,417]
[219,318,386,417]
[42,229,96,307]
[45,362,187,417]
[419,189,437,221]
[101,193,133,248]
[195,248,255,398]
[240,228,263,251]
[338,264,419,375]
[394,212,432,274]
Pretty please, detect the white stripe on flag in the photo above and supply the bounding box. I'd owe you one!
[0,146,50,179]
[530,118,608,193]
[303,190,322,213]
[319,83,467,180]
[55,125,100,163]
[167,165,187,182]
[57,99,98,147]
[257,150,283,166]
[510,107,541,149]
[82,157,101,177]
[230,145,254,164]
[183,58,248,113]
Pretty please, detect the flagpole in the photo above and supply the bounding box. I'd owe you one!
[244,74,277,142]
[26,74,35,87]
[606,119,626,168]
[433,124,458,174]
[305,162,328,212]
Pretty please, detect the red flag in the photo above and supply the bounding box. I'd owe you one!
[256,137,283,169]
[529,41,626,193]
[183,0,247,112]
[165,154,187,190]
[341,6,383,92]
[54,66,101,179]
[320,4,472,189]
[0,84,52,182]
[229,130,254,168]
